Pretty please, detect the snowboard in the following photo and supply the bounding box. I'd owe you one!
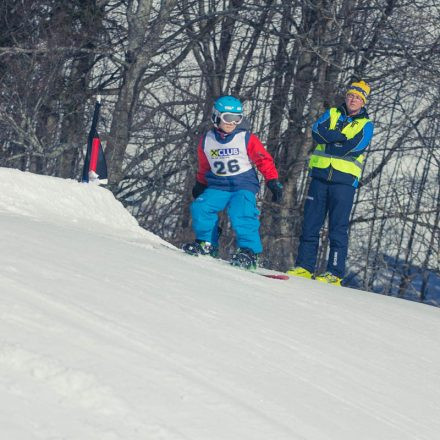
[258,273,289,280]
[182,247,289,281]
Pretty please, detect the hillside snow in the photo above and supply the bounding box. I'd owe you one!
[1,168,439,440]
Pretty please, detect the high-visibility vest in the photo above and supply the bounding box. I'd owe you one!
[309,108,370,178]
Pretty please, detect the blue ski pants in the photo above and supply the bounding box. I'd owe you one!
[296,178,355,278]
[191,188,262,253]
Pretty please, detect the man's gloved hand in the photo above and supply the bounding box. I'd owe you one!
[267,179,283,203]
[192,181,207,199]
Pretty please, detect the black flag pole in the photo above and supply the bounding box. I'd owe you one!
[82,96,108,184]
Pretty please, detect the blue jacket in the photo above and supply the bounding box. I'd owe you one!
[310,104,374,186]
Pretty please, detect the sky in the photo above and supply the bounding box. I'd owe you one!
[1,167,439,440]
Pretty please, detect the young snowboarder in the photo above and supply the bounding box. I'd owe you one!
[288,80,374,285]
[183,95,283,270]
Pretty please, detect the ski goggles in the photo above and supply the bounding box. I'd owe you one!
[219,112,243,125]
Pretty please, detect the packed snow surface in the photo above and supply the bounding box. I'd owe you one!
[0,167,439,440]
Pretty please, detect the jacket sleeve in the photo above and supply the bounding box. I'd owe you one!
[312,109,348,144]
[195,136,211,185]
[325,121,374,157]
[247,134,279,181]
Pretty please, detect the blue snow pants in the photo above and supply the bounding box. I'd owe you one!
[191,188,262,253]
[295,178,355,278]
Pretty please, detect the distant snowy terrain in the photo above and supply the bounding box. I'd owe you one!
[1,167,439,440]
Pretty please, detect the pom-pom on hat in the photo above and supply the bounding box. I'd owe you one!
[346,80,370,103]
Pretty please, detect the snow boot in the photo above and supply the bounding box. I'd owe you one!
[286,266,313,279]
[230,248,258,270]
[315,272,342,286]
[182,240,218,257]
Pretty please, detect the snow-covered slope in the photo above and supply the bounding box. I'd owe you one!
[1,167,439,440]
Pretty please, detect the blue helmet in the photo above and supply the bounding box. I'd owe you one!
[212,95,243,126]
[214,96,243,113]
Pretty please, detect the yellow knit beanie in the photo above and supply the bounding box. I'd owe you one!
[346,80,370,103]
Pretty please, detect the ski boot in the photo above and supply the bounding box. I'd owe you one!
[182,240,218,257]
[286,266,313,279]
[230,248,258,270]
[315,272,342,286]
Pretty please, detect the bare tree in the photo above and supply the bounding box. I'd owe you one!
[0,0,438,303]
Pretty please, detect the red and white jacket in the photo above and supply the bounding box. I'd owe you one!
[196,128,278,193]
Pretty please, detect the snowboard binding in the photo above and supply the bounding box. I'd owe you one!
[230,248,258,270]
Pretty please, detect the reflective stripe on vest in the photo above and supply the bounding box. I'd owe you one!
[309,108,369,178]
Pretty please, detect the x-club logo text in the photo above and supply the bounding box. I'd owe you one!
[210,148,240,158]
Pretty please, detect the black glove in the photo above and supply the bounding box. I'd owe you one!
[192,181,207,199]
[267,179,283,203]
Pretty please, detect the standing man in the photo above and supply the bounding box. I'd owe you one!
[183,95,283,270]
[288,81,374,285]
